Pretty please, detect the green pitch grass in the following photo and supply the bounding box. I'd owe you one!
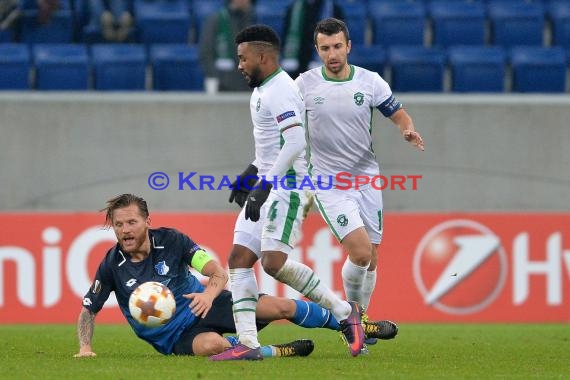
[1,323,568,379]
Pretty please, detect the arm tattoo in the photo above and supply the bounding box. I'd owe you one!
[208,273,227,290]
[78,308,95,347]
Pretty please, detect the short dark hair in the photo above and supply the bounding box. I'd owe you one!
[235,24,281,51]
[101,193,149,226]
[313,17,350,45]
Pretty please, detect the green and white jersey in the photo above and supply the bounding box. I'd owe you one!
[295,65,402,186]
[250,68,308,183]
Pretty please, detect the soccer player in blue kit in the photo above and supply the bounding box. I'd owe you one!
[74,194,390,358]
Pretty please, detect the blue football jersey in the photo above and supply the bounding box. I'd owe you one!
[82,227,206,354]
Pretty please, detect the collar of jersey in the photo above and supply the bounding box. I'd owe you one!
[321,64,354,82]
[259,67,283,87]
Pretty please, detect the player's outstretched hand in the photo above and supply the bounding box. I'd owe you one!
[184,292,214,318]
[229,181,250,208]
[404,130,425,151]
[245,180,273,222]
[74,350,96,358]
[229,164,259,208]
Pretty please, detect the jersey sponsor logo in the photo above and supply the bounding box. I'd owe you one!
[91,280,101,294]
[125,278,137,287]
[413,219,508,315]
[276,110,296,123]
[155,260,170,276]
[353,92,364,106]
[314,96,325,105]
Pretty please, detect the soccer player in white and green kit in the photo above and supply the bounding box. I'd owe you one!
[210,24,366,361]
[295,18,425,344]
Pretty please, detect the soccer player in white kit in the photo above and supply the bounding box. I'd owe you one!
[295,18,425,343]
[210,24,365,361]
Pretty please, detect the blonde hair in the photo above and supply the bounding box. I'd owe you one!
[101,194,149,227]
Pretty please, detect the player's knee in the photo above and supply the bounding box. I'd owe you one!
[275,299,295,319]
[228,246,258,268]
[194,339,227,356]
[228,251,242,268]
[350,249,373,267]
[260,255,282,277]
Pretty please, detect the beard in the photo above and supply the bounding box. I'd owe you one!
[326,60,345,74]
[246,66,263,88]
[119,231,147,254]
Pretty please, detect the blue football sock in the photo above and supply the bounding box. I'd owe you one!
[260,345,275,357]
[225,335,238,347]
[291,299,340,330]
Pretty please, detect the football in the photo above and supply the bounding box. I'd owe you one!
[128,281,176,328]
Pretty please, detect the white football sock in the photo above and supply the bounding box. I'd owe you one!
[229,268,260,348]
[341,257,369,306]
[361,269,377,311]
[274,259,351,322]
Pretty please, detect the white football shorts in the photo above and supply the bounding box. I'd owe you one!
[234,189,311,257]
[314,185,383,244]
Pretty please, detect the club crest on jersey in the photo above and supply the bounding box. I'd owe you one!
[256,98,261,112]
[155,260,170,276]
[276,110,296,123]
[337,214,349,227]
[354,92,364,106]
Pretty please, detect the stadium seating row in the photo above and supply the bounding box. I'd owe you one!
[0,43,202,91]
[0,43,568,92]
[3,0,569,49]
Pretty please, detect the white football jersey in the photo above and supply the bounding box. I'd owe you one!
[250,68,308,182]
[295,65,401,185]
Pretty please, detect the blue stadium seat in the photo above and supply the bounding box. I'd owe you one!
[150,44,204,91]
[448,46,506,92]
[429,1,486,47]
[388,46,446,92]
[369,2,426,47]
[255,0,292,40]
[72,0,89,25]
[19,0,71,9]
[0,44,31,90]
[33,44,90,90]
[135,0,191,44]
[349,44,386,75]
[488,2,545,48]
[91,44,146,91]
[510,46,566,93]
[20,10,74,43]
[336,0,367,45]
[75,0,128,44]
[70,0,89,42]
[192,0,224,43]
[80,24,107,44]
[547,1,570,49]
[0,29,15,43]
